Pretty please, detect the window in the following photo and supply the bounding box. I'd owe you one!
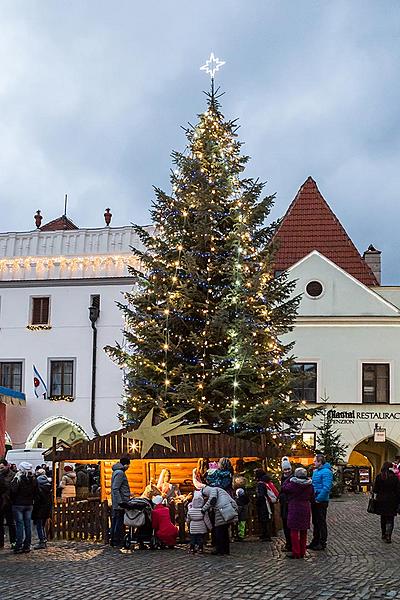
[302,432,316,449]
[0,362,23,392]
[305,280,324,298]
[31,297,50,325]
[291,363,317,403]
[362,363,389,404]
[50,360,74,399]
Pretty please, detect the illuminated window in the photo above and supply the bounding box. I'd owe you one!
[302,432,316,449]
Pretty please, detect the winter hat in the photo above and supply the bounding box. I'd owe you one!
[18,461,33,474]
[294,467,308,479]
[36,468,46,476]
[236,488,244,497]
[152,495,163,505]
[64,465,73,473]
[281,456,292,471]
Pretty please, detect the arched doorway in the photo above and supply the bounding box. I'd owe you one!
[25,416,89,450]
[349,436,400,476]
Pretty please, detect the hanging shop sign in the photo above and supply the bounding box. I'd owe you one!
[374,427,386,443]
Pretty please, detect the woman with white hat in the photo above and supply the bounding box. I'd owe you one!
[10,462,36,554]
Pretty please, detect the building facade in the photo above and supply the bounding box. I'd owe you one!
[277,178,400,472]
[0,214,145,450]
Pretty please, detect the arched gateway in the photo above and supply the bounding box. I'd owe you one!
[26,416,89,449]
[348,435,400,475]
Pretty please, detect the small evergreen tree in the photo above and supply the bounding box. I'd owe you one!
[106,87,315,434]
[316,395,347,464]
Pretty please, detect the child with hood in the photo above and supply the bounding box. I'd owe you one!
[151,495,178,547]
[186,492,212,553]
[282,467,315,559]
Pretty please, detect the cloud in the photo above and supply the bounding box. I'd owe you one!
[0,0,399,282]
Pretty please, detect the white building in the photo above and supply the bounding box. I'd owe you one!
[278,178,400,472]
[0,212,145,450]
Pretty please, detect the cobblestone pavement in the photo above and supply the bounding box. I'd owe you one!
[1,495,400,600]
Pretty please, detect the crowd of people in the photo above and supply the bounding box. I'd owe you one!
[0,459,99,554]
[2,453,400,557]
[110,453,336,558]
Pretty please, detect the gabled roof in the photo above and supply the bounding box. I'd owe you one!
[274,177,378,286]
[40,215,79,231]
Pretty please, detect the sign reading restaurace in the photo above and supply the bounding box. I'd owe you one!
[328,409,400,424]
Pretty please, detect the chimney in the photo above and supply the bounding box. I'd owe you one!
[34,210,43,229]
[363,244,381,285]
[104,208,112,226]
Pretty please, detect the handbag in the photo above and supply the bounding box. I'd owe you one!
[219,502,238,523]
[367,494,377,514]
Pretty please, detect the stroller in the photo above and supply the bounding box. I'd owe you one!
[119,497,158,550]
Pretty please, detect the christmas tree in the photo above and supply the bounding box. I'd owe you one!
[316,395,347,464]
[106,71,313,435]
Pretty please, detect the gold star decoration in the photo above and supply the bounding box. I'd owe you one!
[124,408,219,458]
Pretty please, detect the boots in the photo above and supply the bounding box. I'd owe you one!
[385,523,393,544]
[34,540,47,550]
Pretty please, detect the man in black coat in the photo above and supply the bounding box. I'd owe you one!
[0,459,16,549]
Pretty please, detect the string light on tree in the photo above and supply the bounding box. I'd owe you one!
[105,59,318,442]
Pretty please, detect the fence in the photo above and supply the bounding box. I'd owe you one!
[50,498,110,542]
[50,496,279,544]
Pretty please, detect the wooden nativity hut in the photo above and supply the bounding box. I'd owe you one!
[46,410,266,542]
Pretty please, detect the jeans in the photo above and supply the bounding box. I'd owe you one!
[311,501,329,547]
[12,505,33,550]
[0,505,16,547]
[110,509,125,546]
[215,524,230,555]
[34,519,47,542]
[290,529,307,558]
[189,532,204,550]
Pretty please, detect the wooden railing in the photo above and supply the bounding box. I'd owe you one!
[50,498,110,542]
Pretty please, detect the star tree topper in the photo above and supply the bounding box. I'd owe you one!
[200,52,225,79]
[124,408,219,458]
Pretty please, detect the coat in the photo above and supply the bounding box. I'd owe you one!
[151,504,178,546]
[60,472,76,500]
[187,494,212,534]
[32,475,52,521]
[111,463,131,509]
[282,477,315,531]
[201,485,238,527]
[312,463,333,502]
[279,473,292,519]
[10,472,37,506]
[0,468,15,510]
[373,473,400,516]
[75,468,90,500]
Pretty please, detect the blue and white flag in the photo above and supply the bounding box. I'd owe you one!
[33,365,47,398]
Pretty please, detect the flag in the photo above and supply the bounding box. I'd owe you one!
[33,365,47,398]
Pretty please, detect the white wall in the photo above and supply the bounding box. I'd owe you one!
[0,281,132,447]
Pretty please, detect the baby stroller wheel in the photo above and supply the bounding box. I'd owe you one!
[123,532,132,550]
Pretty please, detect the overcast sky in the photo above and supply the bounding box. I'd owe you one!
[1,1,399,283]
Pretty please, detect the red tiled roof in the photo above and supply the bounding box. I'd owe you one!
[40,215,79,231]
[274,177,378,286]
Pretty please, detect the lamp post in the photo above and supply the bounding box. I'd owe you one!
[89,298,100,437]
